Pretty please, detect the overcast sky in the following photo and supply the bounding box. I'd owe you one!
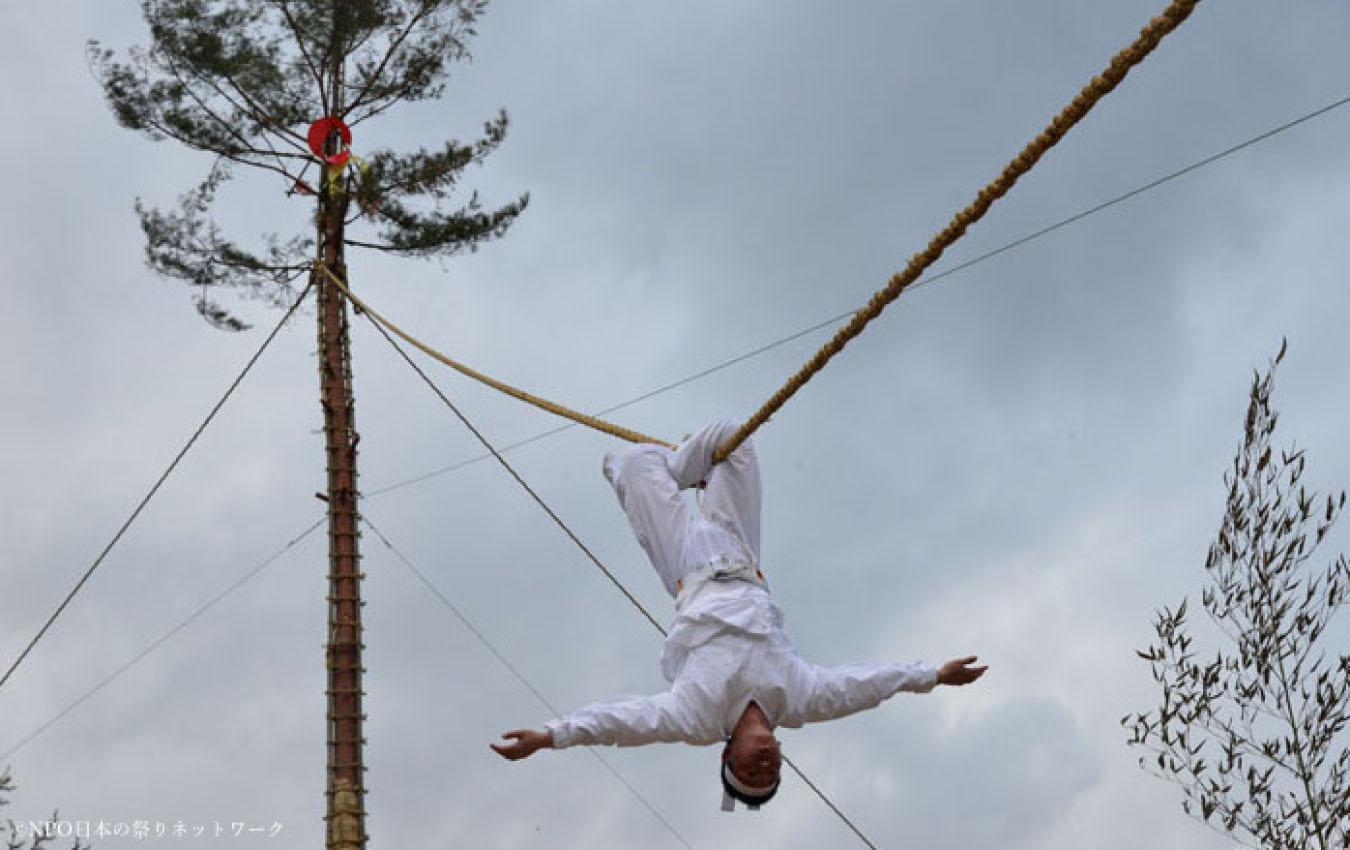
[3,1,1350,848]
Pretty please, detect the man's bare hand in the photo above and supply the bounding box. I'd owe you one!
[490,729,553,761]
[937,656,988,686]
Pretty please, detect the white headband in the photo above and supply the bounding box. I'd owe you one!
[721,762,777,812]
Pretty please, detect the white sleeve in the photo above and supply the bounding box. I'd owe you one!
[544,683,723,748]
[781,659,939,727]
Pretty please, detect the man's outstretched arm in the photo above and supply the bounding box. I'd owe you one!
[785,654,988,727]
[491,729,554,761]
[490,685,722,761]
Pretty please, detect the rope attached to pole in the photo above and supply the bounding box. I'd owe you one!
[316,263,674,449]
[709,0,1202,464]
[365,311,880,850]
[322,0,1201,463]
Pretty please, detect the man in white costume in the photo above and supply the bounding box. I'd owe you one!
[491,420,987,809]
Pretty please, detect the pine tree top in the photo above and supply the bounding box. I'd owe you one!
[91,0,527,329]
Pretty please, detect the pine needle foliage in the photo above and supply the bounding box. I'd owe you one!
[89,0,528,330]
[1125,341,1350,850]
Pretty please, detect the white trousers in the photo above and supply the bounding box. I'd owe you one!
[604,420,763,598]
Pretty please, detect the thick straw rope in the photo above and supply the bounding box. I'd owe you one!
[320,0,1199,460]
[710,0,1202,463]
[317,263,674,448]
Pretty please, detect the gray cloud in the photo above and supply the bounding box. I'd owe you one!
[4,1,1350,848]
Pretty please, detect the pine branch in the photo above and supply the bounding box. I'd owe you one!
[162,52,307,178]
[343,238,398,252]
[264,0,328,112]
[213,64,309,147]
[342,3,437,118]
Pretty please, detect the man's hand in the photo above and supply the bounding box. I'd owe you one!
[937,656,988,686]
[490,729,553,761]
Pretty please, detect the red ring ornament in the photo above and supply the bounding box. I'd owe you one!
[307,116,353,165]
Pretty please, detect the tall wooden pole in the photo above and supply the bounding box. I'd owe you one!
[317,32,367,850]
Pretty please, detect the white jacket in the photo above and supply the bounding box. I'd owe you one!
[546,421,937,749]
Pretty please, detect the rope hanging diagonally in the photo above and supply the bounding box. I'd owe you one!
[318,0,1202,465]
[711,0,1203,462]
[0,279,315,696]
[363,314,880,850]
[360,310,669,636]
[0,517,327,763]
[358,513,694,850]
[360,88,1350,501]
[316,264,673,449]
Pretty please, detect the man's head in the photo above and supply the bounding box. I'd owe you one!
[720,723,781,810]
